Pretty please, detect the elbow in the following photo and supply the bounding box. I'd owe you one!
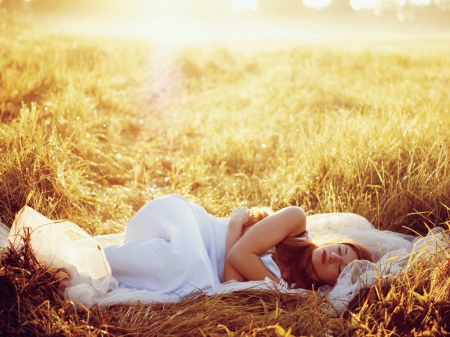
[287,205,306,216]
[285,206,306,225]
[227,246,239,266]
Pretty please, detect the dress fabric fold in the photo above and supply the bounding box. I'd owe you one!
[103,193,228,297]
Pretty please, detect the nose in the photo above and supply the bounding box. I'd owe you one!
[331,252,343,263]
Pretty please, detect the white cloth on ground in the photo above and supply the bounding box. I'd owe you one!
[0,221,10,249]
[4,206,118,308]
[306,213,416,261]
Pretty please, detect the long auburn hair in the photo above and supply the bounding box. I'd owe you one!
[274,238,373,289]
[246,207,374,289]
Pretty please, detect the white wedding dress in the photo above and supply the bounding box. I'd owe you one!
[0,194,448,315]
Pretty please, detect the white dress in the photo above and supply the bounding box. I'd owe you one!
[103,194,228,297]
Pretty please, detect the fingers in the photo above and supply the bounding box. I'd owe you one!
[231,208,249,216]
[230,208,250,224]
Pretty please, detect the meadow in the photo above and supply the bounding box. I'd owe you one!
[1,10,450,336]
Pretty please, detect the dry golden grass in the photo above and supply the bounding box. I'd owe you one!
[1,10,450,336]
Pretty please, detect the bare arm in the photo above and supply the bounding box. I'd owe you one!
[226,206,306,283]
[224,208,249,282]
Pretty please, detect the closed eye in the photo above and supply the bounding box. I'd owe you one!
[338,246,341,274]
[338,246,345,274]
[338,246,350,274]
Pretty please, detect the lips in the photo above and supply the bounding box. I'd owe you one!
[321,250,326,264]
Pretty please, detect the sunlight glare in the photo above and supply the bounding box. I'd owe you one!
[411,0,431,4]
[350,0,381,10]
[302,0,332,10]
[231,0,258,11]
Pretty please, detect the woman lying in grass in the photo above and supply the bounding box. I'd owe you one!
[3,193,430,311]
[103,194,372,296]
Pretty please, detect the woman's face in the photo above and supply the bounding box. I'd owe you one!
[311,244,358,285]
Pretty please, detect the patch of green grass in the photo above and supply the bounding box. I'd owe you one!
[1,10,450,336]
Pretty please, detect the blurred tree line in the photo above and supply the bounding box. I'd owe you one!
[0,0,116,13]
[1,0,449,26]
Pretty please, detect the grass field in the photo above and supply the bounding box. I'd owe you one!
[1,10,450,336]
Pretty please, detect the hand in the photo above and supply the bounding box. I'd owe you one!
[229,208,250,228]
